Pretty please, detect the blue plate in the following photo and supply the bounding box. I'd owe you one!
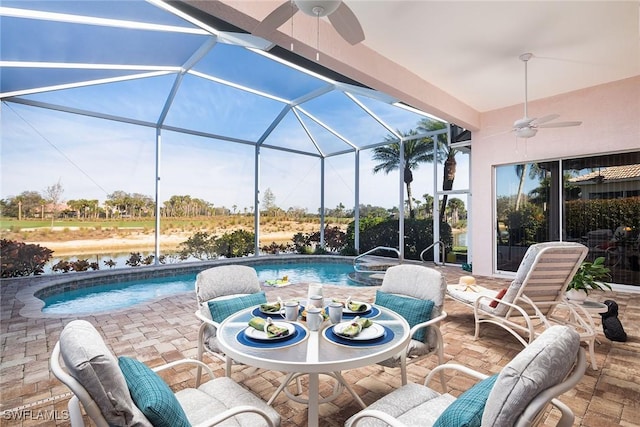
[323,323,394,347]
[236,323,307,349]
[342,305,380,319]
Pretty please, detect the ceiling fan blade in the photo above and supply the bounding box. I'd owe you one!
[483,128,513,139]
[254,1,298,36]
[531,114,560,126]
[538,121,582,128]
[328,3,365,45]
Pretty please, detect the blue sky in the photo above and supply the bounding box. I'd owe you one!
[2,100,470,213]
[0,0,470,214]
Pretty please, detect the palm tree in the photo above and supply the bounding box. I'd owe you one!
[422,193,434,218]
[514,163,546,211]
[447,197,466,225]
[372,130,436,218]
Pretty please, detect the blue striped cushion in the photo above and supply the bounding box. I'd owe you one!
[375,291,434,341]
[208,291,267,323]
[433,374,498,427]
[118,356,190,427]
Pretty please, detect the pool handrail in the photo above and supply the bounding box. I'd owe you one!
[353,246,401,273]
[420,241,445,265]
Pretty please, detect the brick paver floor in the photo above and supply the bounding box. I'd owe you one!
[1,262,639,426]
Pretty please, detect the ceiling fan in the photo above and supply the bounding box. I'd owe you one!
[512,53,582,138]
[255,0,365,45]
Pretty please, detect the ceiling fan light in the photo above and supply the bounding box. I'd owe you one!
[295,0,341,17]
[513,117,533,129]
[515,127,537,138]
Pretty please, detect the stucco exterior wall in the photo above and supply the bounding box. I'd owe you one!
[472,76,640,277]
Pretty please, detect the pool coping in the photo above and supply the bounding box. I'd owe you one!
[9,254,357,319]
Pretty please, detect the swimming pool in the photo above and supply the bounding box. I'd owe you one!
[40,261,358,315]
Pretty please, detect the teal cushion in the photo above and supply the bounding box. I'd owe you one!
[374,290,434,341]
[433,374,498,427]
[118,356,190,427]
[208,291,267,323]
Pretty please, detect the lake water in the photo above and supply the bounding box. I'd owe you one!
[453,231,467,247]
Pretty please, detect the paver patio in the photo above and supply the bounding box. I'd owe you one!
[1,263,639,426]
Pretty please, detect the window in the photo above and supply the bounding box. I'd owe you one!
[495,151,639,286]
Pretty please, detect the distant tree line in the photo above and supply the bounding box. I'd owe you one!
[2,179,466,225]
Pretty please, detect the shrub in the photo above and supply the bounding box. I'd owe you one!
[505,204,546,246]
[179,231,218,260]
[292,232,311,253]
[103,259,117,268]
[0,239,53,277]
[52,259,72,273]
[339,246,358,256]
[565,197,640,239]
[215,230,255,258]
[125,252,143,267]
[71,259,91,272]
[348,218,453,260]
[261,242,290,254]
[290,226,347,254]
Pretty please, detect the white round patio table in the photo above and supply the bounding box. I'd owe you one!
[216,301,410,427]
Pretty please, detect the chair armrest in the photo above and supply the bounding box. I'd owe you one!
[549,398,575,427]
[408,310,447,338]
[349,409,409,427]
[474,294,548,342]
[474,294,537,318]
[195,310,221,328]
[516,391,576,427]
[425,363,489,389]
[152,359,216,384]
[547,301,595,336]
[192,405,276,427]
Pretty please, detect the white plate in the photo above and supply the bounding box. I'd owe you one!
[332,322,384,341]
[343,302,371,314]
[244,322,295,341]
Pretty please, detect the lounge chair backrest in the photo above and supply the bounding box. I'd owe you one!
[494,242,588,317]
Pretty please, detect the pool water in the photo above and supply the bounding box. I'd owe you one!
[41,262,356,314]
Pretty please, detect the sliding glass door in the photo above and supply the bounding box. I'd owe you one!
[495,161,554,271]
[494,151,639,286]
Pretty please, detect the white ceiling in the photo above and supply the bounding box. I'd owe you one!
[230,0,639,116]
[345,0,639,113]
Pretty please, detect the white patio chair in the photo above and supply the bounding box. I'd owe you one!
[446,242,600,368]
[51,320,280,427]
[195,264,302,396]
[585,228,614,261]
[345,325,587,427]
[374,264,447,387]
[195,264,267,379]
